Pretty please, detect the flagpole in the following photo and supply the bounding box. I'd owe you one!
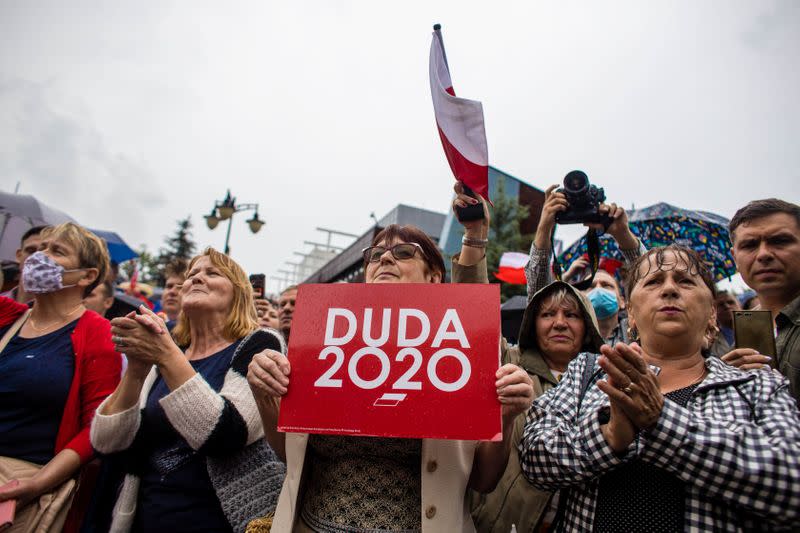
[432,23,449,70]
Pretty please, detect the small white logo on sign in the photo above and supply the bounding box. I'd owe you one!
[373,393,407,407]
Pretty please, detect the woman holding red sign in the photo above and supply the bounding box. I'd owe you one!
[248,214,534,532]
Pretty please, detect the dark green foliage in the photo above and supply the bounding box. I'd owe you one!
[162,217,196,261]
[122,244,160,283]
[124,217,196,285]
[154,216,196,284]
[486,178,533,302]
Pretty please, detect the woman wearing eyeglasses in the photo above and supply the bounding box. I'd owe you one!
[247,216,534,532]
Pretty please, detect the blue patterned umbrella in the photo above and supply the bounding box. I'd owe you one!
[559,202,736,281]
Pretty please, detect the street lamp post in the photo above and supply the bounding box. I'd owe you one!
[204,190,264,255]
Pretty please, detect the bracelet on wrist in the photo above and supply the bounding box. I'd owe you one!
[462,235,488,248]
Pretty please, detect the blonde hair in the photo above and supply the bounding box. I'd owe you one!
[534,286,594,347]
[41,223,110,297]
[534,287,581,316]
[172,247,258,347]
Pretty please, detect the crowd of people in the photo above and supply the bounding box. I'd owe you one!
[0,187,798,533]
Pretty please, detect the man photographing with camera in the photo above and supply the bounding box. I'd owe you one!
[525,172,645,344]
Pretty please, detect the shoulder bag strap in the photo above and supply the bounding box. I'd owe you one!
[0,308,32,354]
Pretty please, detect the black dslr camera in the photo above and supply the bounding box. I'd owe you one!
[554,170,612,226]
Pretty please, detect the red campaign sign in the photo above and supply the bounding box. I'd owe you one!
[278,283,502,441]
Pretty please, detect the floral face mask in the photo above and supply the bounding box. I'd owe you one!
[22,251,85,294]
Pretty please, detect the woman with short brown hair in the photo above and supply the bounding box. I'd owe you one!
[520,245,800,531]
[0,222,120,532]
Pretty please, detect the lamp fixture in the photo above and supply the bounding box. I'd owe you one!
[204,209,220,230]
[204,190,264,255]
[247,211,265,234]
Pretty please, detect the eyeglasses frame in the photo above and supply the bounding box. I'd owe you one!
[361,242,425,264]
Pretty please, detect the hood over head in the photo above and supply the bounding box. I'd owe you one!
[518,280,604,355]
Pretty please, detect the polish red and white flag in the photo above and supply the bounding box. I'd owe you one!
[494,252,528,285]
[129,260,139,292]
[429,25,490,202]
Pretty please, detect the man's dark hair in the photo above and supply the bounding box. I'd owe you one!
[729,199,800,241]
[20,225,49,245]
[164,258,188,280]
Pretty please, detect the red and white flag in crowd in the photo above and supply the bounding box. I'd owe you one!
[429,24,490,202]
[129,260,139,292]
[495,252,528,285]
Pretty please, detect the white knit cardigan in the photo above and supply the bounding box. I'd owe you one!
[90,329,286,533]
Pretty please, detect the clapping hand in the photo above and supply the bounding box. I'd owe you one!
[597,343,663,452]
[111,305,174,368]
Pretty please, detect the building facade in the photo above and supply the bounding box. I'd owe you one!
[303,166,545,284]
[438,166,545,277]
[303,204,446,284]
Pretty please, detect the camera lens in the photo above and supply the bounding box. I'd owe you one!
[563,170,589,194]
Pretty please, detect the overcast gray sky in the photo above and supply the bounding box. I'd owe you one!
[1,1,798,292]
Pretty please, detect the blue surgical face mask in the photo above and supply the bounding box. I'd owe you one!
[587,287,619,320]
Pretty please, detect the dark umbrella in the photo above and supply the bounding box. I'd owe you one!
[559,202,736,281]
[501,295,528,312]
[105,291,145,321]
[90,229,139,264]
[501,295,528,345]
[0,191,76,262]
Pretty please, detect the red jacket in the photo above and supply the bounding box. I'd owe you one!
[0,296,122,464]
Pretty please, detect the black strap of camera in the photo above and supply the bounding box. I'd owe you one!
[551,227,601,291]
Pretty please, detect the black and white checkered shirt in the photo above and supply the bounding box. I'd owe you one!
[519,353,800,532]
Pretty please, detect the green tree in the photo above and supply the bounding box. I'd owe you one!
[162,217,196,261]
[122,245,161,284]
[154,216,196,284]
[485,178,534,302]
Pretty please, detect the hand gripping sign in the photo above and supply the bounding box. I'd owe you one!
[278,283,502,441]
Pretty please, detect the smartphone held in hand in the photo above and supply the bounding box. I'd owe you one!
[734,310,777,368]
[455,184,485,222]
[249,273,266,299]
